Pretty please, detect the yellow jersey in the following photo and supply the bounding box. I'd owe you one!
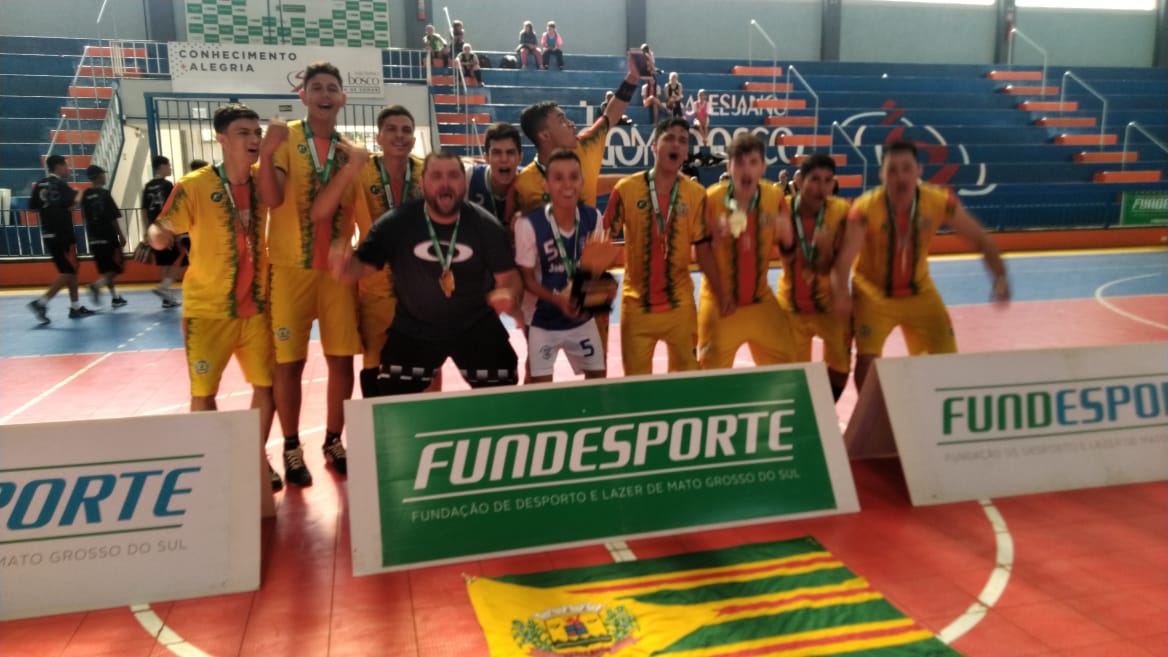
[777,195,850,313]
[352,153,424,299]
[703,180,786,307]
[515,115,610,214]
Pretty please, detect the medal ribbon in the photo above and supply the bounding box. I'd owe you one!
[886,188,919,275]
[217,163,255,253]
[647,168,680,254]
[424,207,461,272]
[792,193,826,266]
[302,120,339,184]
[377,155,412,213]
[546,203,581,279]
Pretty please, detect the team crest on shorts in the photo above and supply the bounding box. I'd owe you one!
[275,326,292,341]
[211,191,223,202]
[512,603,638,655]
[193,360,211,375]
[297,144,308,154]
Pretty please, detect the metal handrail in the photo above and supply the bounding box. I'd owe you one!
[443,5,475,149]
[1007,28,1048,93]
[1121,121,1168,172]
[829,122,869,192]
[1060,70,1109,150]
[785,65,820,142]
[748,20,778,101]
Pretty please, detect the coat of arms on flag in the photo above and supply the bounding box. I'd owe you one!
[469,537,960,657]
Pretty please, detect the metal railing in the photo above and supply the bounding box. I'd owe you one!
[1121,121,1168,171]
[1060,70,1109,150]
[385,48,429,83]
[1007,28,1048,93]
[829,122,869,192]
[91,84,124,187]
[747,20,779,100]
[442,5,477,154]
[785,65,820,141]
[0,208,145,259]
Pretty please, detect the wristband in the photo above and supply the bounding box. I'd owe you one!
[614,80,636,103]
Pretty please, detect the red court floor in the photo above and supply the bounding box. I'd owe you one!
[0,271,1166,656]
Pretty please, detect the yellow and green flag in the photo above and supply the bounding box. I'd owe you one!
[468,537,959,657]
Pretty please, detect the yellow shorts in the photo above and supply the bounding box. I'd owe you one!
[698,293,793,370]
[183,314,274,397]
[853,288,957,356]
[358,269,397,369]
[785,309,853,374]
[620,301,698,376]
[269,264,361,363]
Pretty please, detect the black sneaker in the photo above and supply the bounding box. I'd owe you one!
[283,447,313,487]
[323,440,348,475]
[28,300,49,325]
[269,462,284,492]
[87,282,101,305]
[69,306,95,318]
[161,298,181,309]
[111,297,128,307]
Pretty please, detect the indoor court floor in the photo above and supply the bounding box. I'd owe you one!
[0,248,1166,657]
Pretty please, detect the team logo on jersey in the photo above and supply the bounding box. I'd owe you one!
[856,324,872,338]
[193,359,211,375]
[636,199,648,210]
[275,326,292,341]
[297,144,308,154]
[211,191,223,203]
[676,201,690,217]
[370,185,381,195]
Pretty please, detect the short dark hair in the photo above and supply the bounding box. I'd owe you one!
[152,155,170,172]
[883,140,919,164]
[650,117,690,145]
[377,105,415,131]
[212,102,259,134]
[799,152,837,177]
[484,122,521,152]
[728,132,765,161]
[421,150,465,177]
[545,148,580,171]
[85,164,105,180]
[188,159,209,170]
[45,154,66,172]
[303,61,342,88]
[520,101,559,146]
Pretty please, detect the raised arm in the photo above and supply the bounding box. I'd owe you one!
[310,140,368,225]
[603,52,644,129]
[257,117,289,209]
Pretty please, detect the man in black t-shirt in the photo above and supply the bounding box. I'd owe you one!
[27,155,93,324]
[142,155,183,307]
[330,150,524,396]
[81,165,127,307]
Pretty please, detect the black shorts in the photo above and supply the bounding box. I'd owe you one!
[153,244,185,266]
[46,241,78,274]
[92,243,125,275]
[377,312,518,396]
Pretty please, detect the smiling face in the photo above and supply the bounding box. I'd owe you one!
[543,157,582,209]
[217,117,263,166]
[422,155,466,218]
[300,71,346,124]
[651,124,690,175]
[377,114,415,161]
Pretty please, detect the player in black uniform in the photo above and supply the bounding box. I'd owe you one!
[81,165,127,308]
[27,155,93,324]
[142,155,183,307]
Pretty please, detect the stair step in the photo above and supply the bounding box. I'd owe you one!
[50,129,100,145]
[792,153,847,167]
[431,75,455,85]
[1035,117,1097,127]
[763,115,817,127]
[42,154,92,169]
[432,94,486,105]
[1074,151,1137,163]
[435,112,491,124]
[1000,85,1059,95]
[69,85,114,99]
[83,45,148,58]
[439,132,484,146]
[1093,170,1161,183]
[741,81,793,92]
[1055,133,1117,146]
[751,98,807,110]
[1018,100,1077,112]
[731,66,784,76]
[777,134,830,147]
[986,70,1044,81]
[60,107,107,120]
[835,174,864,188]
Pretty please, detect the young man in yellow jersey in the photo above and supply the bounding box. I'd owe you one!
[311,105,425,398]
[258,61,361,486]
[603,118,731,376]
[836,140,1010,391]
[700,132,794,370]
[148,103,281,490]
[776,153,853,400]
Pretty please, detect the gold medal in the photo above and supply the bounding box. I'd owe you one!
[727,210,748,238]
[439,268,455,298]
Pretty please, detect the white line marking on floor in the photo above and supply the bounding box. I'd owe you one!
[0,352,112,424]
[1094,274,1168,331]
[938,498,1013,644]
[131,604,211,657]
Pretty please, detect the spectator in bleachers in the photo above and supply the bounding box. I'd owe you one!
[599,90,633,126]
[516,21,542,70]
[541,21,564,70]
[423,24,449,68]
[686,89,711,146]
[81,165,127,309]
[458,43,482,85]
[664,72,684,118]
[27,154,92,324]
[450,20,467,66]
[642,71,664,126]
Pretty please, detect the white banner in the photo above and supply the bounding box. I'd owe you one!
[0,411,260,620]
[849,343,1168,505]
[168,42,385,98]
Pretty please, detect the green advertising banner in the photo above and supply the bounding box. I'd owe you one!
[184,0,390,47]
[347,366,859,574]
[1119,191,1168,226]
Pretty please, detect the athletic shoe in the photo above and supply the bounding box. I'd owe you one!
[269,462,284,492]
[283,447,313,487]
[88,282,101,305]
[68,306,95,318]
[323,440,348,476]
[152,287,168,300]
[161,298,181,309]
[111,297,128,307]
[28,300,50,325]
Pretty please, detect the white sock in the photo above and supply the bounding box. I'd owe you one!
[160,277,174,289]
[70,301,80,310]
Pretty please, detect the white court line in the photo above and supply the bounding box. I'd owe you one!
[1094,274,1168,331]
[938,499,1013,644]
[131,604,210,657]
[0,352,112,425]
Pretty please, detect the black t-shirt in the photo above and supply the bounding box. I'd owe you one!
[142,177,174,224]
[29,175,76,244]
[356,199,514,340]
[80,187,122,243]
